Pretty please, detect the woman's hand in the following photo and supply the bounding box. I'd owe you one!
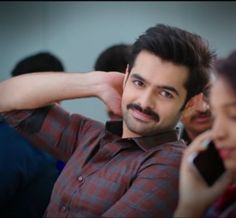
[174,130,234,217]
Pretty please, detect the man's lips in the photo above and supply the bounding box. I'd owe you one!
[193,114,211,123]
[131,109,154,122]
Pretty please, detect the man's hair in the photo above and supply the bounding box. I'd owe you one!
[11,52,64,77]
[128,24,215,106]
[215,50,236,93]
[94,44,131,73]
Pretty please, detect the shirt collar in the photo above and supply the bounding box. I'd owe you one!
[181,128,191,145]
[105,120,179,152]
[105,120,123,136]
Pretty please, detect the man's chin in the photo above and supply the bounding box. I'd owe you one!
[127,124,159,136]
[191,121,212,129]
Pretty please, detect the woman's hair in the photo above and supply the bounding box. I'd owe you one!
[214,50,236,93]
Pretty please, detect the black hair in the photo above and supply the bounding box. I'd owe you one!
[94,44,131,73]
[129,24,215,107]
[214,50,236,94]
[11,52,64,77]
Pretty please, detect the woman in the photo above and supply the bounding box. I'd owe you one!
[174,50,236,217]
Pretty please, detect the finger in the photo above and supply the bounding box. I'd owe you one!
[181,131,214,172]
[186,161,209,187]
[110,97,122,115]
[184,130,213,156]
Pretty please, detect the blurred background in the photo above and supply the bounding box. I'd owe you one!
[0,1,235,123]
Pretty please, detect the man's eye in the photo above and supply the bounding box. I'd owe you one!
[160,90,173,98]
[133,80,144,87]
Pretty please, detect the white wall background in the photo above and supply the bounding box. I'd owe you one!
[0,1,236,123]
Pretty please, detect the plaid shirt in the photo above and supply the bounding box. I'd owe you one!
[205,184,236,218]
[3,104,186,218]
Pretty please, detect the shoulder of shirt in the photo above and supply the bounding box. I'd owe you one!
[145,140,187,158]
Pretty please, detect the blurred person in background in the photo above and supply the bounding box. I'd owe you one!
[0,51,64,218]
[179,82,213,145]
[174,50,236,218]
[94,43,132,120]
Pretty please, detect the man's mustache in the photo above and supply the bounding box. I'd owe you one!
[127,103,160,122]
[192,111,211,120]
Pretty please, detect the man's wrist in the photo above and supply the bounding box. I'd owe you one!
[87,71,108,100]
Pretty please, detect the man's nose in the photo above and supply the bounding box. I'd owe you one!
[139,89,155,110]
[194,93,210,112]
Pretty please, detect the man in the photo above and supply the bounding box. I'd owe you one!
[0,24,214,217]
[179,83,213,144]
[0,52,64,218]
[94,43,131,120]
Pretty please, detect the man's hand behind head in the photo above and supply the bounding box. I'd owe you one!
[95,71,124,119]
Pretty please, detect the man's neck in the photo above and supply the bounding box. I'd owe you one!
[185,129,198,144]
[122,127,140,138]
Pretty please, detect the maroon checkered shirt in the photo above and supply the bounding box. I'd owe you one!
[3,104,186,217]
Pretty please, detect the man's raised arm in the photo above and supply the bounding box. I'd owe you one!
[0,71,124,115]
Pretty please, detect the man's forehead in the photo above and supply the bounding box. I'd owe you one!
[131,51,189,88]
[130,67,187,88]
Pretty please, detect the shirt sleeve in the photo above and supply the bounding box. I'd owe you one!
[2,104,103,161]
[102,146,182,218]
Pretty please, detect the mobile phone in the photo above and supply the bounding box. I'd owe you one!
[188,140,225,186]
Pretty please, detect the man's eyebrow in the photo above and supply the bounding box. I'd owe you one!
[158,86,179,96]
[130,73,145,81]
[131,73,179,96]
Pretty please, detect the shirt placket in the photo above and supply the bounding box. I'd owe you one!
[63,142,122,217]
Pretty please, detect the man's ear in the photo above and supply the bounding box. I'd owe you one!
[179,110,184,120]
[123,64,130,88]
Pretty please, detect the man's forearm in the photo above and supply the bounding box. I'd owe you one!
[0,72,100,112]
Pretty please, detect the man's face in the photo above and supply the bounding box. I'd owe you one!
[181,90,212,139]
[121,50,188,138]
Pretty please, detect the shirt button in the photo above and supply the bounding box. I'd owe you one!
[77,176,83,182]
[61,205,67,212]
